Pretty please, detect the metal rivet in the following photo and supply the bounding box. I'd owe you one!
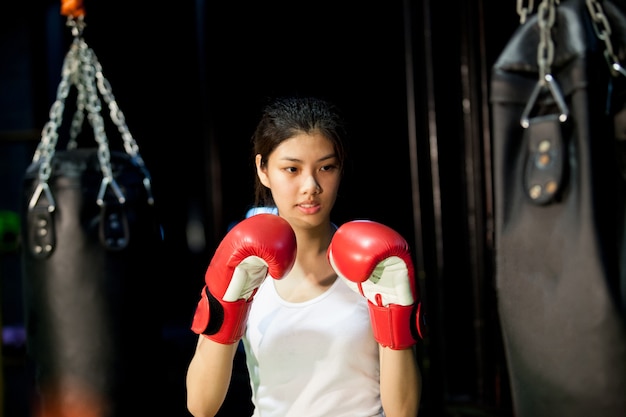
[529,184,542,199]
[538,140,551,152]
[538,153,551,167]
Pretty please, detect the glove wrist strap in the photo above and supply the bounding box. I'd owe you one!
[368,301,419,350]
[190,286,251,345]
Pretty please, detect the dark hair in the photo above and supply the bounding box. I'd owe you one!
[252,96,349,208]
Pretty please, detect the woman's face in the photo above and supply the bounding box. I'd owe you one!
[256,132,341,230]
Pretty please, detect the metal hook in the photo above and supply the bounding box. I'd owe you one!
[96,177,126,207]
[28,182,56,213]
[520,73,569,128]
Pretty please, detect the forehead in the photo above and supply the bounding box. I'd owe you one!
[271,132,336,160]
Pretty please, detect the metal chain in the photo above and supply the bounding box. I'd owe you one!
[92,47,155,204]
[67,80,86,149]
[29,15,154,211]
[586,0,626,77]
[77,34,128,206]
[520,0,569,127]
[28,34,80,211]
[537,0,556,81]
[517,0,625,78]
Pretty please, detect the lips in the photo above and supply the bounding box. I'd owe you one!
[296,200,321,214]
[298,200,319,208]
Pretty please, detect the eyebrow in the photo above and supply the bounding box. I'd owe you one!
[279,153,337,163]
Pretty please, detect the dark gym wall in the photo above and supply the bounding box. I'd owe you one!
[0,0,523,416]
[2,0,418,415]
[73,0,417,315]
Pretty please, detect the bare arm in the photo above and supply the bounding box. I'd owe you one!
[186,214,296,416]
[186,335,239,417]
[379,346,421,417]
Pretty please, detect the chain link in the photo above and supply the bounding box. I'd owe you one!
[517,0,535,24]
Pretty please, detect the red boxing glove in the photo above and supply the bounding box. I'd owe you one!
[191,214,297,344]
[327,220,425,350]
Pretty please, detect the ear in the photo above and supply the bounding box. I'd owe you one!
[256,154,270,188]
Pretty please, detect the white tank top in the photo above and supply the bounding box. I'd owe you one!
[243,276,384,417]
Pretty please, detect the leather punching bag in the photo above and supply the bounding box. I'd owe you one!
[20,13,165,415]
[20,149,164,417]
[490,0,626,416]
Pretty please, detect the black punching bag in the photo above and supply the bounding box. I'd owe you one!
[19,21,165,415]
[20,148,164,417]
[490,0,626,416]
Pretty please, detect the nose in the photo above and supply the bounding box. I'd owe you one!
[302,174,321,195]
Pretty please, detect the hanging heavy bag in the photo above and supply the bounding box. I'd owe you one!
[490,0,626,416]
[20,13,164,417]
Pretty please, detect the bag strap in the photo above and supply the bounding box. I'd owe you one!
[28,2,154,213]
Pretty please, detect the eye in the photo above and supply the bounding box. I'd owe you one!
[284,166,298,173]
[320,164,338,172]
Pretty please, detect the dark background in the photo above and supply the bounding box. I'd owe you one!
[0,1,519,416]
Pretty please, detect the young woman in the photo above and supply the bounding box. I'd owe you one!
[186,96,422,417]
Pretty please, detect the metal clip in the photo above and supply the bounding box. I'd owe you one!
[28,181,56,213]
[96,177,126,207]
[521,74,569,128]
